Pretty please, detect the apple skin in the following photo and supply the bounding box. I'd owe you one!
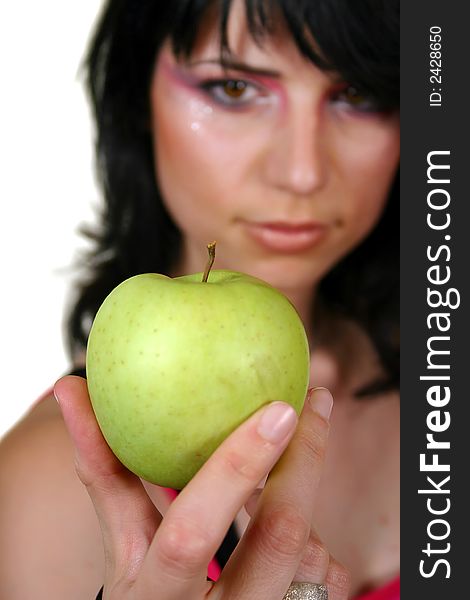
[86,269,310,489]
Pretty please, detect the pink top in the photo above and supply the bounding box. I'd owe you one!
[354,577,400,600]
[164,488,399,599]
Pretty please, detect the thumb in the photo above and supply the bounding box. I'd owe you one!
[54,375,161,579]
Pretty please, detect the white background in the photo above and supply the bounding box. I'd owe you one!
[0,2,105,437]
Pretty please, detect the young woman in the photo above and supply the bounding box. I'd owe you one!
[0,1,400,599]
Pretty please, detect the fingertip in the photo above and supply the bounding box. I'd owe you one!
[53,376,72,408]
[53,376,118,476]
[257,401,298,443]
[53,381,61,406]
[54,374,88,403]
[244,487,263,517]
[309,387,334,420]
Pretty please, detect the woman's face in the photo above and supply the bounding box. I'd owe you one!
[150,7,400,292]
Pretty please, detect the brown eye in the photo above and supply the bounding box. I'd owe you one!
[334,85,379,113]
[223,80,247,98]
[340,86,365,105]
[200,78,262,106]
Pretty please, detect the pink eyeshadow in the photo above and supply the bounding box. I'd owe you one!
[157,53,288,113]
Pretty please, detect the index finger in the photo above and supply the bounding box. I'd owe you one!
[136,399,299,599]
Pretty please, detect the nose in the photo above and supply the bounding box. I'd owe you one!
[263,103,327,197]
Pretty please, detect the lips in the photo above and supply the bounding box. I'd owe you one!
[242,220,327,253]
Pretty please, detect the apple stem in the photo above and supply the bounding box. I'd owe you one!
[202,241,217,282]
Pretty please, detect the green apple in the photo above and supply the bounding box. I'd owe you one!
[86,243,310,489]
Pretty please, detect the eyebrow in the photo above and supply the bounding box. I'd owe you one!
[187,58,282,79]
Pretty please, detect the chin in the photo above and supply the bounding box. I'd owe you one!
[242,260,322,293]
[203,241,327,292]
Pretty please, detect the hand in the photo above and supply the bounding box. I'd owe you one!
[54,376,350,600]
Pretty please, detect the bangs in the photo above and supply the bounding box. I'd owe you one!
[170,0,399,110]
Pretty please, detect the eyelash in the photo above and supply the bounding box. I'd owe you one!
[198,77,382,114]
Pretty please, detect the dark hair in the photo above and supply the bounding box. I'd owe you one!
[66,0,399,397]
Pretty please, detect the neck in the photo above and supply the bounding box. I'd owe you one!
[277,284,317,350]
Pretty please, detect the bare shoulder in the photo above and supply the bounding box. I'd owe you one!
[0,393,105,600]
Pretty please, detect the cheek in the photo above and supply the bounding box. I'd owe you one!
[335,120,399,235]
[151,92,254,232]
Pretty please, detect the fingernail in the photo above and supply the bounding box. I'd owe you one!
[53,385,60,406]
[257,402,297,443]
[309,387,333,420]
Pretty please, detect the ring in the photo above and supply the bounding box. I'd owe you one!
[283,582,328,600]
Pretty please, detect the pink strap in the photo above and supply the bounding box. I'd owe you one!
[354,575,400,600]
